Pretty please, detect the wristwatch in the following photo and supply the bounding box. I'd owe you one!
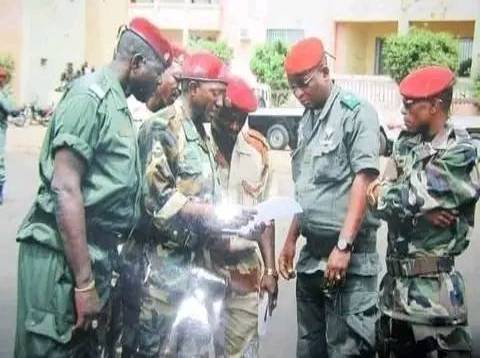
[336,237,354,252]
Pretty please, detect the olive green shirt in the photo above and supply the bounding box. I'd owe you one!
[293,85,381,275]
[17,67,142,250]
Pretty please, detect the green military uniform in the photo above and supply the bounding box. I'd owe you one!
[292,85,380,357]
[0,87,14,187]
[374,124,480,357]
[15,67,142,357]
[124,98,224,357]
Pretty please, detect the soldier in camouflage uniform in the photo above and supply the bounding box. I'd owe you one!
[209,75,278,357]
[278,38,381,358]
[368,66,480,357]
[14,18,173,358]
[125,53,253,357]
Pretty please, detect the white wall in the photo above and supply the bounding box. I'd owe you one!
[21,0,86,106]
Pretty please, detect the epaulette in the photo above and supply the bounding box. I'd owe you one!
[244,128,269,167]
[246,128,269,149]
[340,92,360,111]
[87,83,108,100]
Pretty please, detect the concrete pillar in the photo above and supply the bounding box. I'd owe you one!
[398,0,410,35]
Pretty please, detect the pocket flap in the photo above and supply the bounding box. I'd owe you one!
[25,308,72,344]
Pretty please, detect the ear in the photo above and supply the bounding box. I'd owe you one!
[321,66,330,77]
[430,99,441,115]
[130,53,145,71]
[188,80,199,95]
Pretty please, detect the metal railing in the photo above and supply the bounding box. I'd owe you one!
[273,75,477,110]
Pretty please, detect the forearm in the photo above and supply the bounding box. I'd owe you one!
[341,171,376,241]
[259,222,275,271]
[285,215,300,243]
[54,188,92,288]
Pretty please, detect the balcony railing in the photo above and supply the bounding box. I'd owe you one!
[129,0,221,31]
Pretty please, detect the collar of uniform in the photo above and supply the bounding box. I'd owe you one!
[177,100,202,142]
[102,67,129,110]
[236,123,254,155]
[430,124,453,150]
[309,84,341,123]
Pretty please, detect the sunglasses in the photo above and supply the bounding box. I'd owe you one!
[403,98,443,110]
[289,67,320,90]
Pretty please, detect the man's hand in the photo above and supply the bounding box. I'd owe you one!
[325,247,351,288]
[424,209,458,228]
[278,239,296,280]
[260,273,278,315]
[184,202,256,236]
[73,288,101,331]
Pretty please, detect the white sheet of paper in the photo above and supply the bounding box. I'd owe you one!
[258,293,270,337]
[254,196,303,223]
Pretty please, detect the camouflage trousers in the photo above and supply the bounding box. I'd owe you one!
[376,314,472,358]
[121,242,227,357]
[222,291,259,358]
[15,241,120,358]
[296,271,378,358]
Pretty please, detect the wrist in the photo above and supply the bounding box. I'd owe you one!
[336,235,354,253]
[75,271,94,289]
[264,267,278,279]
[75,279,95,293]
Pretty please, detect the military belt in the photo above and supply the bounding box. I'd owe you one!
[302,229,377,258]
[386,256,454,277]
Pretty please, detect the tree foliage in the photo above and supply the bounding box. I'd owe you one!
[188,37,234,63]
[250,41,289,106]
[383,29,459,83]
[0,54,15,82]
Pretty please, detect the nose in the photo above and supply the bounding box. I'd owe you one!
[401,106,407,116]
[293,86,304,98]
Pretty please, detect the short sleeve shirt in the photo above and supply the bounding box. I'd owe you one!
[17,67,142,250]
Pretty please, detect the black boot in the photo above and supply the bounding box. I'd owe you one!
[0,183,3,205]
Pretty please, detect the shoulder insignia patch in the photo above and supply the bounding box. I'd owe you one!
[340,93,360,111]
[88,83,107,100]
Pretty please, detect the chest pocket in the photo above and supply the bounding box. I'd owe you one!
[312,132,349,183]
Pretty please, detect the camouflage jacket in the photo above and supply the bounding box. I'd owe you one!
[138,98,220,250]
[135,98,223,302]
[375,123,480,324]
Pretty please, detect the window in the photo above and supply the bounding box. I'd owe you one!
[374,37,386,75]
[459,38,473,63]
[266,29,304,45]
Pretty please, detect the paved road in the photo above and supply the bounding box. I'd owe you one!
[2,129,480,357]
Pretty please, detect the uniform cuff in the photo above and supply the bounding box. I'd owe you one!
[52,133,93,163]
[154,191,189,222]
[351,160,379,175]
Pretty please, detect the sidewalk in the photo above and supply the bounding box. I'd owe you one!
[5,125,46,154]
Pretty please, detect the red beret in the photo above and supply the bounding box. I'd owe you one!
[284,38,325,75]
[180,52,226,82]
[226,75,258,113]
[171,42,188,59]
[129,17,173,66]
[0,68,7,78]
[399,66,455,99]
